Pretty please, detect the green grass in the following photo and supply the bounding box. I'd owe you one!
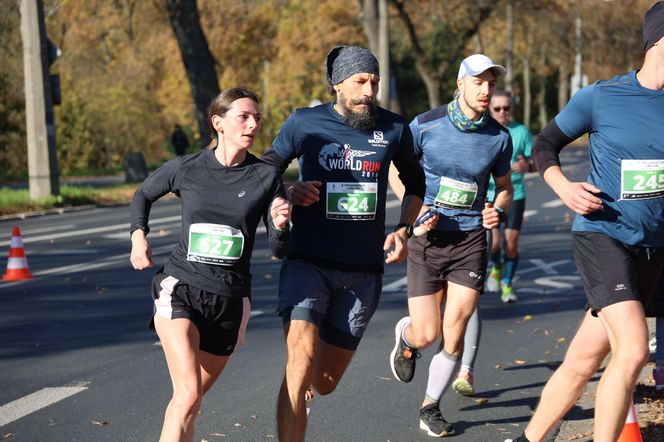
[0,184,139,216]
[0,164,300,217]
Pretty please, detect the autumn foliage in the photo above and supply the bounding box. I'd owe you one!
[0,0,650,178]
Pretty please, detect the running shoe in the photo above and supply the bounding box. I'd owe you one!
[452,369,475,396]
[419,403,455,437]
[487,266,501,292]
[654,366,664,392]
[501,284,518,303]
[389,316,420,383]
[305,387,314,416]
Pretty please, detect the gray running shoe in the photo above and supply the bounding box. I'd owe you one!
[389,316,420,383]
[419,403,455,437]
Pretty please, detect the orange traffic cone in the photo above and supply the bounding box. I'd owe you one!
[617,401,642,442]
[2,226,32,281]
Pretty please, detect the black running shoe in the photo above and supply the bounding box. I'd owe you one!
[389,316,420,383]
[419,403,455,437]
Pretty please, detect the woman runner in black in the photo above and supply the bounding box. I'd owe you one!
[129,87,290,442]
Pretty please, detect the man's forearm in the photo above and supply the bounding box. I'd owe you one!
[494,183,514,212]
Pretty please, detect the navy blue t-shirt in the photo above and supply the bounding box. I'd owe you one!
[556,71,664,247]
[263,102,425,273]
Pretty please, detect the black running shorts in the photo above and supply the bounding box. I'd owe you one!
[572,232,664,312]
[503,198,526,230]
[150,269,248,356]
[407,228,488,296]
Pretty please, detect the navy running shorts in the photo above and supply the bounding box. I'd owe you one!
[151,269,249,356]
[277,258,382,350]
[407,228,488,296]
[572,232,664,312]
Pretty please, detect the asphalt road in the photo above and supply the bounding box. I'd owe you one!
[0,149,594,442]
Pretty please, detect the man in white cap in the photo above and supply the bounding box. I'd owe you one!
[388,53,513,437]
[262,45,425,442]
[504,2,664,441]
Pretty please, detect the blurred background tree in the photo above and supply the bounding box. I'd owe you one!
[0,0,650,180]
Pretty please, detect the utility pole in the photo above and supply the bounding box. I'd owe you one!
[20,0,59,199]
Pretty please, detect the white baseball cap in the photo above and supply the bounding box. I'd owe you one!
[457,54,507,79]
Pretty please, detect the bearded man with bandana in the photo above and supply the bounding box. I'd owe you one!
[262,45,425,442]
[388,53,513,438]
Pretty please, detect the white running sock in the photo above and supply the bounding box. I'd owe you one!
[424,349,461,403]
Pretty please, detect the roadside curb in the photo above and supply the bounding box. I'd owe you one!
[0,204,98,222]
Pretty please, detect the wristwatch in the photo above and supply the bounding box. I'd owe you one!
[394,222,414,238]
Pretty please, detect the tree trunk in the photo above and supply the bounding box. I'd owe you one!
[538,50,547,129]
[165,0,220,146]
[360,0,391,109]
[505,0,513,92]
[557,63,569,112]
[523,58,531,128]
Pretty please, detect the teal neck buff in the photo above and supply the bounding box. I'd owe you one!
[447,99,488,132]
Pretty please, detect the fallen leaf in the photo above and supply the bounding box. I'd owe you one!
[1,433,15,439]
[474,397,488,404]
[515,360,526,365]
[558,337,567,343]
[251,415,257,419]
[209,432,226,437]
[91,420,108,426]
[523,314,533,321]
[379,376,391,381]
[544,330,550,336]
[495,364,501,369]
[234,422,243,427]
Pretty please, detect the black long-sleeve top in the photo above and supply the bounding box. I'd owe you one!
[130,149,289,297]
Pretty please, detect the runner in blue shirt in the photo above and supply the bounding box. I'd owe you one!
[506,3,664,441]
[388,54,514,437]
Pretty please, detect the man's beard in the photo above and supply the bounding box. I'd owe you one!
[338,93,377,130]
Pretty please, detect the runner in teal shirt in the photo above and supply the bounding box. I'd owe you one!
[486,90,535,303]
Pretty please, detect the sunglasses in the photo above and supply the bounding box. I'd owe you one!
[492,106,511,112]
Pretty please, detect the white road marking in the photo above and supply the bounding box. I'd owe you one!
[520,259,571,276]
[542,199,564,208]
[0,197,405,285]
[0,382,89,427]
[382,276,407,293]
[0,215,182,247]
[523,209,538,218]
[104,231,172,240]
[533,275,581,293]
[16,225,76,235]
[21,249,103,255]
